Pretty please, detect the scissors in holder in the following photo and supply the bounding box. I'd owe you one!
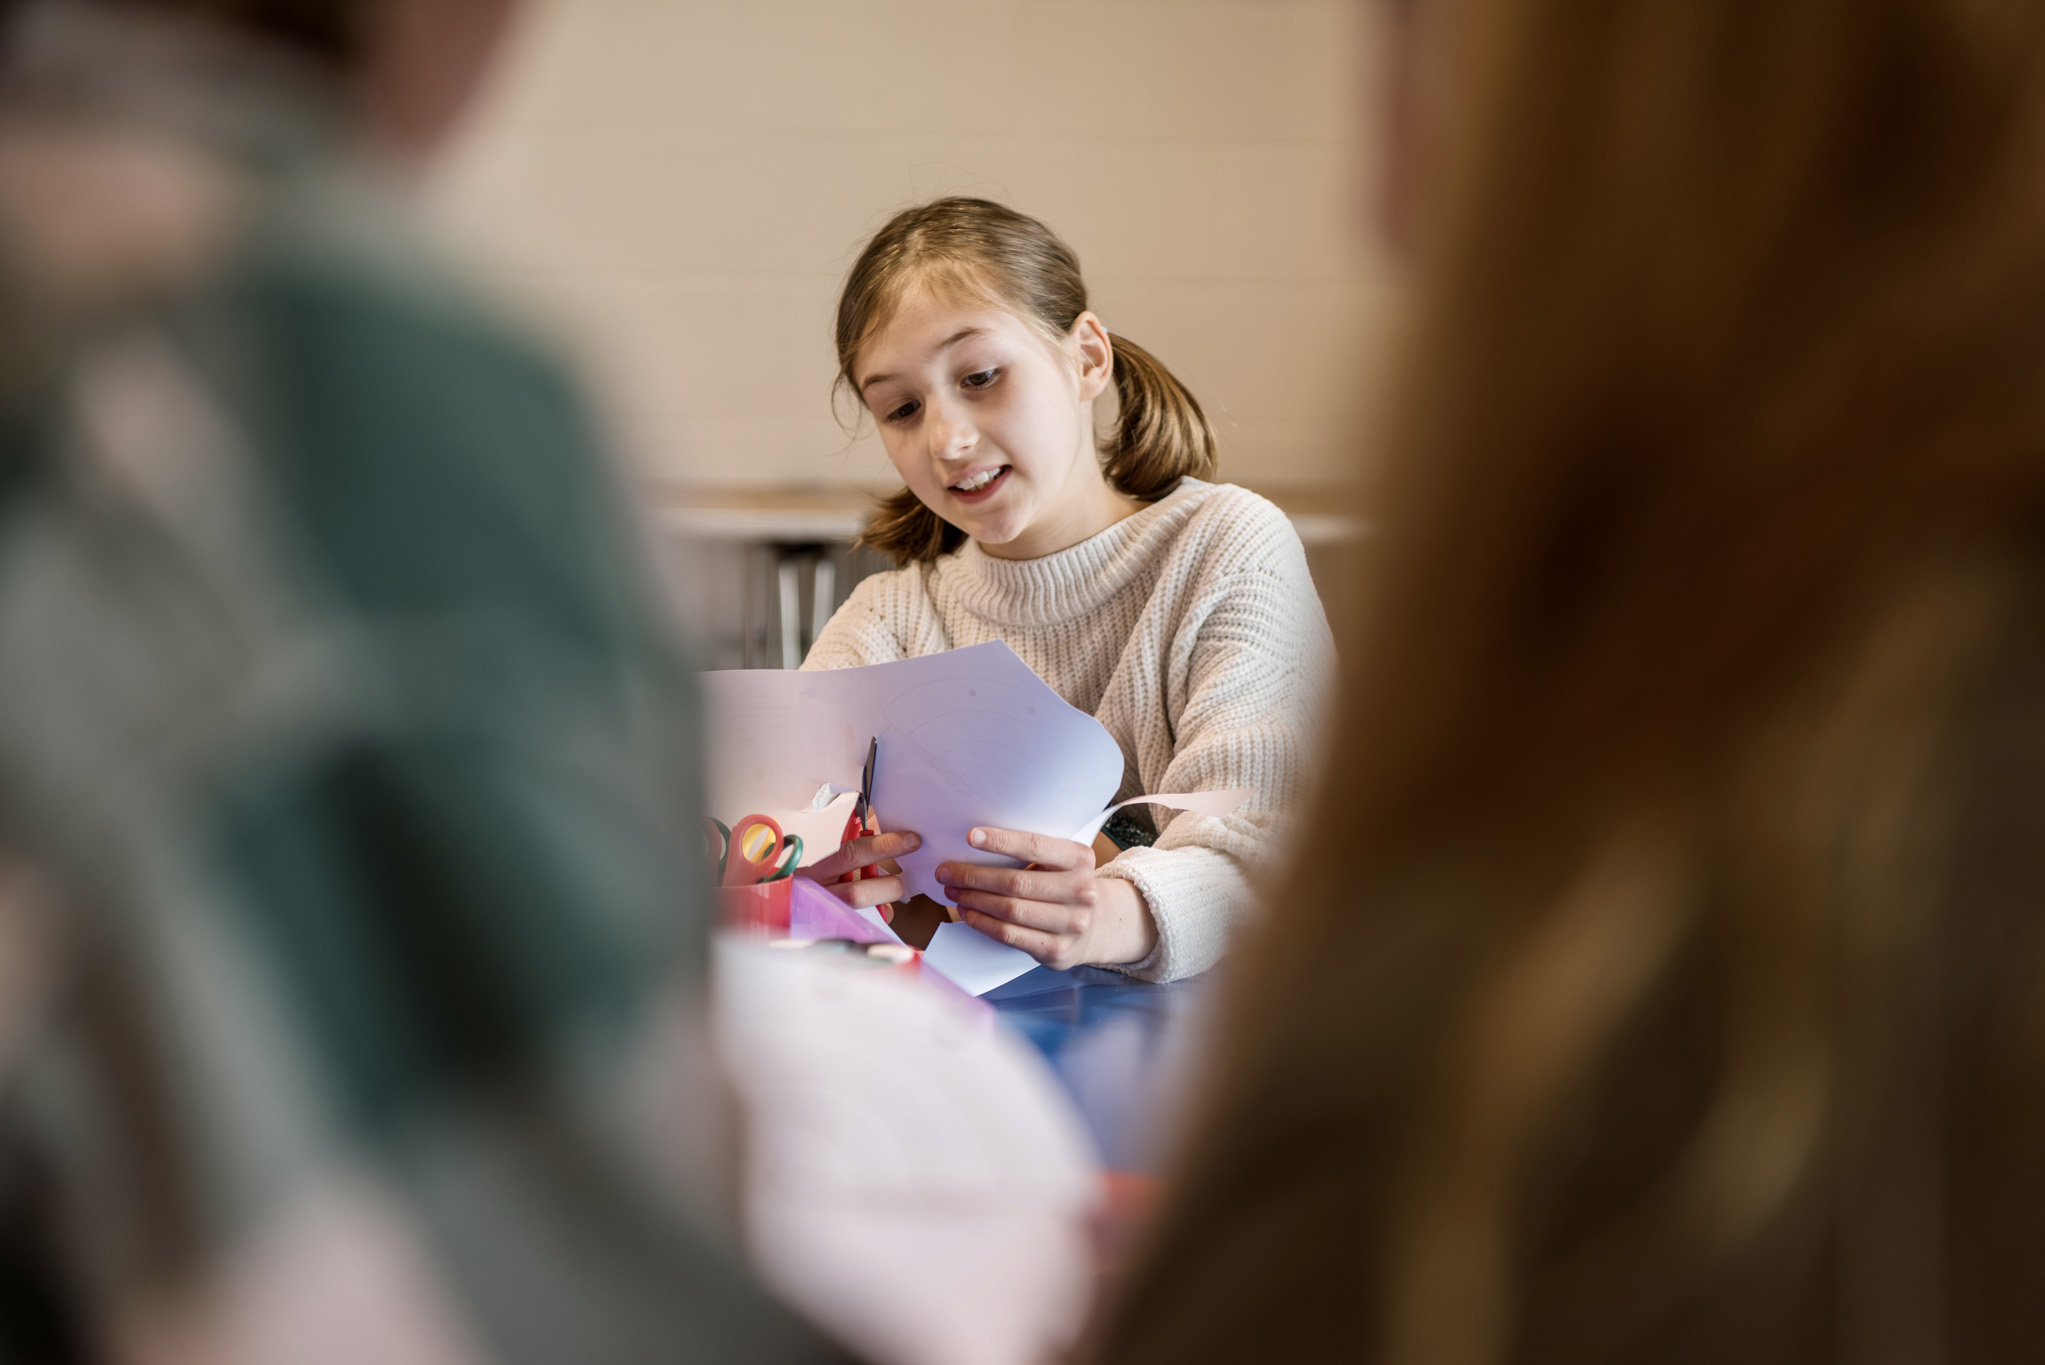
[711,814,803,887]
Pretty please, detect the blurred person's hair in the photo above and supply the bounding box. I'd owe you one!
[835,196,1219,564]
[1091,0,2045,1361]
[0,0,376,68]
[132,0,370,67]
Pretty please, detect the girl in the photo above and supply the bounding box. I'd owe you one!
[797,197,1333,983]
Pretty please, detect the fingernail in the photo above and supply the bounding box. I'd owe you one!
[903,833,921,850]
[969,829,986,847]
[935,865,951,881]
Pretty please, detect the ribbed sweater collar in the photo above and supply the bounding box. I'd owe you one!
[935,477,1216,628]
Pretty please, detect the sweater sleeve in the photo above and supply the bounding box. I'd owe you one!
[802,567,920,670]
[1095,519,1335,983]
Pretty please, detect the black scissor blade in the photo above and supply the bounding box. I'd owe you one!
[860,736,878,820]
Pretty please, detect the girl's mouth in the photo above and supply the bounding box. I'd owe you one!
[947,465,1010,502]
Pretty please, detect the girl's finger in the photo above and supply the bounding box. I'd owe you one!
[802,830,921,882]
[960,908,1069,963]
[830,873,904,909]
[968,827,1085,870]
[843,830,919,869]
[948,887,1086,937]
[936,861,1070,902]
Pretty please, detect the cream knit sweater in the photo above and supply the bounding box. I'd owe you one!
[802,478,1334,982]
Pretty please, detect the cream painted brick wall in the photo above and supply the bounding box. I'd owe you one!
[431,0,1395,492]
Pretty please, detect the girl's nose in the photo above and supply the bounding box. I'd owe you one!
[926,405,976,461]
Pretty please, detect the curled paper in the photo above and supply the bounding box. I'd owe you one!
[1066,789,1256,847]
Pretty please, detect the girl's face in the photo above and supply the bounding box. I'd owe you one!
[855,283,1128,560]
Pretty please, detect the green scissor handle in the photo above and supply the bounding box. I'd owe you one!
[759,834,803,882]
[707,818,801,884]
[705,817,732,881]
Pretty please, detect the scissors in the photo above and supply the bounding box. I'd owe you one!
[708,814,803,887]
[838,736,884,883]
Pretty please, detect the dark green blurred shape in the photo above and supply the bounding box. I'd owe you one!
[0,9,853,1361]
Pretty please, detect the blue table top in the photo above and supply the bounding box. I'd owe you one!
[984,965,1212,1173]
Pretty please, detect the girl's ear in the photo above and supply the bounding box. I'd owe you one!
[1070,312,1115,403]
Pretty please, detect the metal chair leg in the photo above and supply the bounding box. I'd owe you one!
[777,556,802,670]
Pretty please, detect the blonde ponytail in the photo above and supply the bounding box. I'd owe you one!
[1103,333,1219,498]
[839,197,1221,565]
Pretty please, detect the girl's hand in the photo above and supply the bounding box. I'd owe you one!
[799,830,920,913]
[938,827,1158,971]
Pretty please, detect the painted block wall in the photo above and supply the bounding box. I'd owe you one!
[431,0,1396,494]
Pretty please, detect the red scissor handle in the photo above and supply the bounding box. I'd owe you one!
[723,814,791,887]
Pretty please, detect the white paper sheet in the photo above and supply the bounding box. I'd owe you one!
[704,643,1127,908]
[703,645,1255,995]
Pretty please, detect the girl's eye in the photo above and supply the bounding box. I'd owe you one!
[883,398,921,424]
[961,368,1000,391]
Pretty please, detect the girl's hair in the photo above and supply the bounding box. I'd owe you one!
[1092,0,2045,1360]
[836,197,1218,564]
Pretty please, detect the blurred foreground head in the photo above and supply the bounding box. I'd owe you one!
[1096,0,2045,1361]
[0,0,519,357]
[0,0,863,1360]
[0,0,516,159]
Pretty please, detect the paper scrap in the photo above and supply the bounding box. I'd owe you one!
[769,791,861,869]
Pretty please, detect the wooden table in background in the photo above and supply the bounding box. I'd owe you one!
[650,484,1366,668]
